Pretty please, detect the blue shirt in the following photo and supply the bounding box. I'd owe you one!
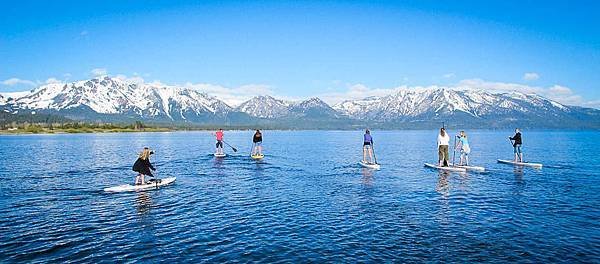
[364,134,373,143]
[459,136,469,147]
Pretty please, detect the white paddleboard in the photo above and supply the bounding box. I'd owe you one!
[214,153,227,158]
[104,177,176,192]
[449,163,486,172]
[251,154,264,160]
[497,159,542,168]
[359,161,381,170]
[424,163,467,172]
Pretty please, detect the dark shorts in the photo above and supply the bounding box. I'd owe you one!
[216,141,223,148]
[514,144,522,154]
[363,142,371,146]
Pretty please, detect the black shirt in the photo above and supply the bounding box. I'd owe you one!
[510,132,522,146]
[253,133,262,143]
[132,158,155,176]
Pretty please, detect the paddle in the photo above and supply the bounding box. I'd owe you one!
[452,135,457,166]
[222,140,238,152]
[372,141,378,165]
[508,137,523,162]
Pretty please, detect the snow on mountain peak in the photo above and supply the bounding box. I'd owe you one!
[7,76,232,120]
[235,95,290,118]
[333,88,571,121]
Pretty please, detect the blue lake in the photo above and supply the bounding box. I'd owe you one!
[1,130,599,262]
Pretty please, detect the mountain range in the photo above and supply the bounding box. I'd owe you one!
[2,76,599,129]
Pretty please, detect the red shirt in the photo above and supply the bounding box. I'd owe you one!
[216,131,224,141]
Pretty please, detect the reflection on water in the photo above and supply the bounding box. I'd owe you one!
[513,165,524,176]
[361,168,373,186]
[436,171,450,197]
[135,192,152,215]
[1,131,599,262]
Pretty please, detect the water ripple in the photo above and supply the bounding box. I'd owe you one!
[0,131,599,262]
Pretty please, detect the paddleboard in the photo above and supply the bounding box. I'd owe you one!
[214,153,227,158]
[497,159,542,168]
[251,154,264,160]
[449,163,486,172]
[359,161,381,170]
[104,177,176,193]
[424,163,467,172]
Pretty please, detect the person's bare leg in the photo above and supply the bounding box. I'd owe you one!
[362,147,367,163]
[258,145,262,155]
[141,174,145,184]
[369,148,374,163]
[520,153,524,163]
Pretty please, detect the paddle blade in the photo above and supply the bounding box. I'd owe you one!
[232,147,238,152]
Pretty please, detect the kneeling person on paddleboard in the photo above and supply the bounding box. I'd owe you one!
[438,128,450,167]
[509,128,523,162]
[363,129,375,164]
[132,147,156,185]
[252,130,263,156]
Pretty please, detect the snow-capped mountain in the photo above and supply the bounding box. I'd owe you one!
[235,96,341,119]
[333,88,574,122]
[288,97,340,118]
[235,95,291,118]
[1,77,599,128]
[4,76,233,121]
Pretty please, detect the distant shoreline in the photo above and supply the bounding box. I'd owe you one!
[1,127,597,135]
[0,127,174,135]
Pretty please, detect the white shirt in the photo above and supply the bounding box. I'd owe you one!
[437,133,450,147]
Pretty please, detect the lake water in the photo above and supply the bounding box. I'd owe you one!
[1,130,599,262]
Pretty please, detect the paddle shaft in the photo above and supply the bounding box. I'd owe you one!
[372,142,378,164]
[222,140,238,152]
[452,135,457,165]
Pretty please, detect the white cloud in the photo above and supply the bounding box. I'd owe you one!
[45,77,62,84]
[318,83,405,105]
[90,68,108,77]
[443,73,456,78]
[1,78,38,87]
[114,74,145,84]
[523,72,540,81]
[184,82,275,106]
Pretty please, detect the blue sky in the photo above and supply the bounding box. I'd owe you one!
[1,0,599,106]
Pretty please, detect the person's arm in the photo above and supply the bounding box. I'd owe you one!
[146,159,156,171]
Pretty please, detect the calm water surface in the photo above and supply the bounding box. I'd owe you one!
[0,130,599,263]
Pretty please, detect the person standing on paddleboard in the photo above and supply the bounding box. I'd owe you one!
[362,129,375,164]
[132,147,156,185]
[252,130,263,155]
[509,128,523,162]
[438,128,450,167]
[214,128,224,155]
[457,131,471,166]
